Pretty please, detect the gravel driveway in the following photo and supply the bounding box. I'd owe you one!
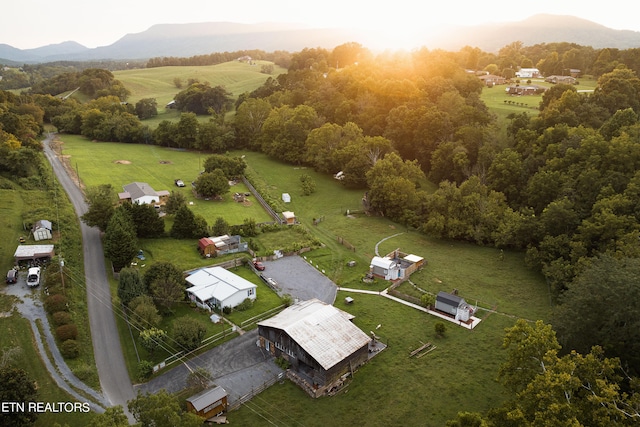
[136,330,283,406]
[260,255,338,304]
[2,271,108,412]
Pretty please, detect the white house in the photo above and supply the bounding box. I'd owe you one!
[515,68,541,78]
[119,182,169,205]
[185,266,257,311]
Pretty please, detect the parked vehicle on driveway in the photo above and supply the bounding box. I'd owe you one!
[253,261,265,271]
[6,269,18,284]
[27,267,41,287]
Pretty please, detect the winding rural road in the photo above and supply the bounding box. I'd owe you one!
[43,134,135,420]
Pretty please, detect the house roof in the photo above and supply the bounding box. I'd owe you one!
[370,256,395,269]
[122,182,159,200]
[436,291,464,308]
[186,386,227,411]
[186,266,257,303]
[258,298,370,370]
[198,237,214,249]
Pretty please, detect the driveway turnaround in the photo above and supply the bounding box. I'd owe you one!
[136,330,283,406]
[260,255,338,304]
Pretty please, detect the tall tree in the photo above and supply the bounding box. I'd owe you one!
[117,267,147,306]
[164,191,187,215]
[122,202,165,238]
[104,206,138,271]
[170,205,202,239]
[172,317,207,352]
[194,169,229,199]
[81,184,117,232]
[553,255,640,375]
[150,275,184,313]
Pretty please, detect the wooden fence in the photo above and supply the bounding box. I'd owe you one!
[228,373,284,411]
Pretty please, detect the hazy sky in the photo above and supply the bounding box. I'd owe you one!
[4,0,640,49]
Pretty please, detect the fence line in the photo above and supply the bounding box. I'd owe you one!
[242,176,284,224]
[240,304,286,329]
[228,373,283,411]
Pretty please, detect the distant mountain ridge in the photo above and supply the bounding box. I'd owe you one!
[435,14,640,51]
[2,15,640,64]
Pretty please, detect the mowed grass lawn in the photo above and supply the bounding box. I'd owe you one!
[57,135,273,225]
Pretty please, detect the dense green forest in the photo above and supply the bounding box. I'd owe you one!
[2,40,640,425]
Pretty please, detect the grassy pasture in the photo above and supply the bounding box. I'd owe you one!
[57,135,273,226]
[480,77,598,124]
[113,61,286,111]
[231,293,516,426]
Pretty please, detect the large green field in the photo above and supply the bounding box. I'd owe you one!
[57,135,273,226]
[113,61,287,110]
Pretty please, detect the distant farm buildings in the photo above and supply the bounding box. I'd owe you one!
[186,385,228,420]
[478,74,507,87]
[515,68,541,78]
[435,291,477,323]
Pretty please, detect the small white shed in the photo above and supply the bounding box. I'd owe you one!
[32,220,53,241]
[282,193,291,203]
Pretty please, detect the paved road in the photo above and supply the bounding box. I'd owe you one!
[43,134,135,420]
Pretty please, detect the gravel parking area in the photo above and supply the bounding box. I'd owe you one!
[261,255,338,304]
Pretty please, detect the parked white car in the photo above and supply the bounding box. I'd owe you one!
[26,267,41,287]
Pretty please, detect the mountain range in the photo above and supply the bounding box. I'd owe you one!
[2,14,640,64]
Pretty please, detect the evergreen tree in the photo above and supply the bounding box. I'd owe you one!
[169,206,208,239]
[123,202,165,238]
[117,267,146,306]
[212,216,230,236]
[104,206,138,271]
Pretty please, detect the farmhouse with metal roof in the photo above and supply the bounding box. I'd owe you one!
[257,298,372,397]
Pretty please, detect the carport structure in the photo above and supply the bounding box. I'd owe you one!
[13,244,55,264]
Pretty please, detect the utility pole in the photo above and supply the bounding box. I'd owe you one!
[59,257,65,291]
